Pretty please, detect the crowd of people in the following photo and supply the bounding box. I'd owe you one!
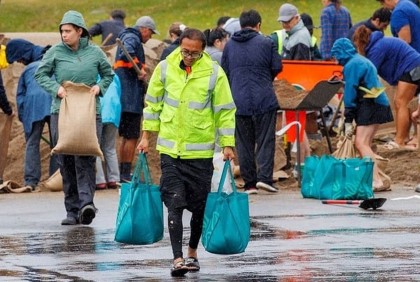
[1,0,420,277]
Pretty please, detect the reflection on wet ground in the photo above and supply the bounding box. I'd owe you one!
[2,211,420,281]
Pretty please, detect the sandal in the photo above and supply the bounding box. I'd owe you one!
[382,140,416,151]
[185,257,200,272]
[170,259,189,277]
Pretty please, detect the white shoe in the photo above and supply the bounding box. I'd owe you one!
[244,187,258,195]
[256,182,278,192]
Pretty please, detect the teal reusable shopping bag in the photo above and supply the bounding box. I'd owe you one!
[302,155,374,200]
[319,157,374,200]
[202,160,250,255]
[114,153,164,245]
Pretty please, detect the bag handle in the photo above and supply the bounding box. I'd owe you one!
[131,153,153,185]
[217,160,237,195]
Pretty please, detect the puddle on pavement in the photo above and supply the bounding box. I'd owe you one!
[2,213,420,280]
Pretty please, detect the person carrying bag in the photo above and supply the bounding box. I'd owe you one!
[114,152,163,245]
[202,160,250,255]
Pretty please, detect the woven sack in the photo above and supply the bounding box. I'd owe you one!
[40,169,63,192]
[51,82,103,158]
[0,180,31,193]
[0,113,13,178]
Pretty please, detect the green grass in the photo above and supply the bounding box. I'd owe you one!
[0,0,382,40]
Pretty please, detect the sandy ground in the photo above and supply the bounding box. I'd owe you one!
[1,33,419,190]
[3,122,419,191]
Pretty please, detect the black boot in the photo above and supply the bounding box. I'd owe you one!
[120,162,132,183]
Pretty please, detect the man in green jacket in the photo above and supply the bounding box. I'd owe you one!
[35,10,114,226]
[137,28,236,277]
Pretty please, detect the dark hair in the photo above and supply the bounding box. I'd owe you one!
[203,27,228,46]
[169,22,187,37]
[111,9,126,20]
[179,28,207,49]
[239,9,262,29]
[371,7,391,22]
[330,0,342,9]
[217,16,231,27]
[353,25,372,56]
[300,13,314,35]
[61,23,90,38]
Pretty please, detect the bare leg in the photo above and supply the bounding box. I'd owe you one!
[394,81,416,146]
[354,124,381,188]
[119,138,137,163]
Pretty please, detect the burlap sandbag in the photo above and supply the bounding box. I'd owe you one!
[39,169,63,192]
[0,113,13,178]
[0,180,31,193]
[332,136,357,159]
[51,82,103,158]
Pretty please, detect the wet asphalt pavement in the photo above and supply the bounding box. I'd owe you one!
[1,184,420,281]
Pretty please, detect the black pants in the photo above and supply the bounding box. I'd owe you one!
[160,154,213,259]
[235,110,276,188]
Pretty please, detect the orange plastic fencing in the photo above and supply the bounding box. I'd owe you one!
[277,60,343,142]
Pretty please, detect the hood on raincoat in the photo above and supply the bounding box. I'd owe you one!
[230,28,259,43]
[6,39,47,65]
[60,10,90,38]
[331,38,357,66]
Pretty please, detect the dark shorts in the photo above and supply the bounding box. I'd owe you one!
[400,67,420,88]
[355,99,394,126]
[118,112,141,139]
[159,154,213,213]
[400,67,420,96]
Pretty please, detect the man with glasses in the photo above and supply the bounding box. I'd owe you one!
[271,3,311,60]
[138,28,236,277]
[114,16,158,183]
[222,9,282,194]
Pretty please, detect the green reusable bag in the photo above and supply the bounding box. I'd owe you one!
[202,160,250,255]
[114,153,163,245]
[302,155,374,200]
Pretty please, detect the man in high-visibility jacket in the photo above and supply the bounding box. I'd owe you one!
[137,28,236,277]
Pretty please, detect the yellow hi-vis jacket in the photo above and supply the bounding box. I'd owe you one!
[142,48,236,159]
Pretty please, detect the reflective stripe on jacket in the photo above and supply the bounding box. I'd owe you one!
[143,48,236,159]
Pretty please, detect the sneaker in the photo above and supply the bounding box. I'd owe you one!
[120,176,131,183]
[415,184,420,193]
[96,183,107,190]
[31,186,41,193]
[107,182,119,189]
[79,205,97,225]
[61,216,79,225]
[244,187,258,194]
[256,181,278,192]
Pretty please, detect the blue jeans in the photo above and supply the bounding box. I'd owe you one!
[235,110,276,189]
[95,123,120,184]
[50,114,102,218]
[24,118,58,187]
